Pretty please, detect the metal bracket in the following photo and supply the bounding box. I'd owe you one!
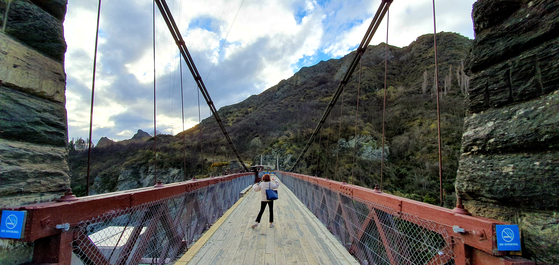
[453,225,466,234]
[56,223,70,231]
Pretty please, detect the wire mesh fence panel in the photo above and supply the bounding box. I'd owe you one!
[278,173,454,265]
[71,175,253,265]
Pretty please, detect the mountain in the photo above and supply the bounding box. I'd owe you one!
[96,137,115,148]
[131,129,151,140]
[70,32,472,207]
[93,130,152,149]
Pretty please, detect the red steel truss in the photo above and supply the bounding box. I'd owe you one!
[277,171,534,265]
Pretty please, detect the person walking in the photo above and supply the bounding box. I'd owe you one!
[251,174,279,229]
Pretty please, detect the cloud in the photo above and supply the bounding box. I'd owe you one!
[64,0,477,144]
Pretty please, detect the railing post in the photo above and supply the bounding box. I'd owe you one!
[32,230,73,264]
[452,236,470,265]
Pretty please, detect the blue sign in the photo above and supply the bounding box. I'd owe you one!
[0,210,27,239]
[496,224,521,251]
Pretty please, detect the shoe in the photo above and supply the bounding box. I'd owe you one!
[251,223,258,229]
[269,223,274,228]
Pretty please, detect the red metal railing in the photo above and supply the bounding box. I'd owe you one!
[1,173,253,264]
[276,171,534,265]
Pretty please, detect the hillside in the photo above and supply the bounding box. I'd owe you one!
[69,32,472,206]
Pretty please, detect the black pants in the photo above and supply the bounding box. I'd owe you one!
[255,201,274,223]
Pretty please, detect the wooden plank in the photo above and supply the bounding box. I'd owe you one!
[229,197,258,264]
[175,190,247,264]
[183,178,359,265]
[286,194,320,265]
[214,197,253,264]
[282,181,359,265]
[293,206,338,265]
[274,212,287,265]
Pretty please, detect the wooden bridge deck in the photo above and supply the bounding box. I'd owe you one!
[175,179,359,265]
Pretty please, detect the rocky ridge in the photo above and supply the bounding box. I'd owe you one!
[77,32,472,206]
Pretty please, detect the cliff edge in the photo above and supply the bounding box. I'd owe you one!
[456,0,559,263]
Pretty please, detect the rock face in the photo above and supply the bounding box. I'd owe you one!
[0,1,69,208]
[456,0,559,263]
[0,0,67,62]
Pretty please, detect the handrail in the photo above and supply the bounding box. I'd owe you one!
[1,173,253,264]
[6,173,251,242]
[276,171,534,265]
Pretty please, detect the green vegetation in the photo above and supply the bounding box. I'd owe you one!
[69,32,471,208]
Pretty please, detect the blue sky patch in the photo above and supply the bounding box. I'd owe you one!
[315,0,331,9]
[293,50,332,72]
[294,7,308,25]
[189,16,219,33]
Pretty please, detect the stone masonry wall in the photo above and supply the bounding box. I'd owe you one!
[456,0,559,263]
[0,0,69,208]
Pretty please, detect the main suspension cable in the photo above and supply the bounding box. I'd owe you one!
[86,0,102,196]
[154,0,249,172]
[289,0,392,172]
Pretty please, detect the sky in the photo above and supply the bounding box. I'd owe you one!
[64,0,477,145]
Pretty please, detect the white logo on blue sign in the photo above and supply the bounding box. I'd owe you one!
[5,214,18,230]
[501,228,514,243]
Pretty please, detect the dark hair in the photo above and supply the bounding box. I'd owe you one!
[262,174,270,182]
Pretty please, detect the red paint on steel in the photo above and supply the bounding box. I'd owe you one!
[381,8,389,191]
[153,0,158,187]
[471,248,535,265]
[5,173,251,242]
[432,0,444,207]
[32,230,73,264]
[74,227,111,265]
[452,197,472,216]
[56,189,79,202]
[116,209,153,265]
[128,204,165,265]
[426,244,454,265]
[86,0,102,197]
[370,206,398,265]
[280,171,502,255]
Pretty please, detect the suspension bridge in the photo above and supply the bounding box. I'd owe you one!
[0,0,538,264]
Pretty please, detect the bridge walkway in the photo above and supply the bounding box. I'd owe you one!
[176,179,359,265]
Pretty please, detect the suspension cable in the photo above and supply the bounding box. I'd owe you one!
[325,120,331,179]
[180,54,187,181]
[86,0,102,196]
[315,128,322,176]
[334,91,344,181]
[380,9,389,191]
[197,73,202,179]
[432,0,444,206]
[289,0,392,172]
[154,0,249,172]
[351,60,362,185]
[153,0,158,185]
